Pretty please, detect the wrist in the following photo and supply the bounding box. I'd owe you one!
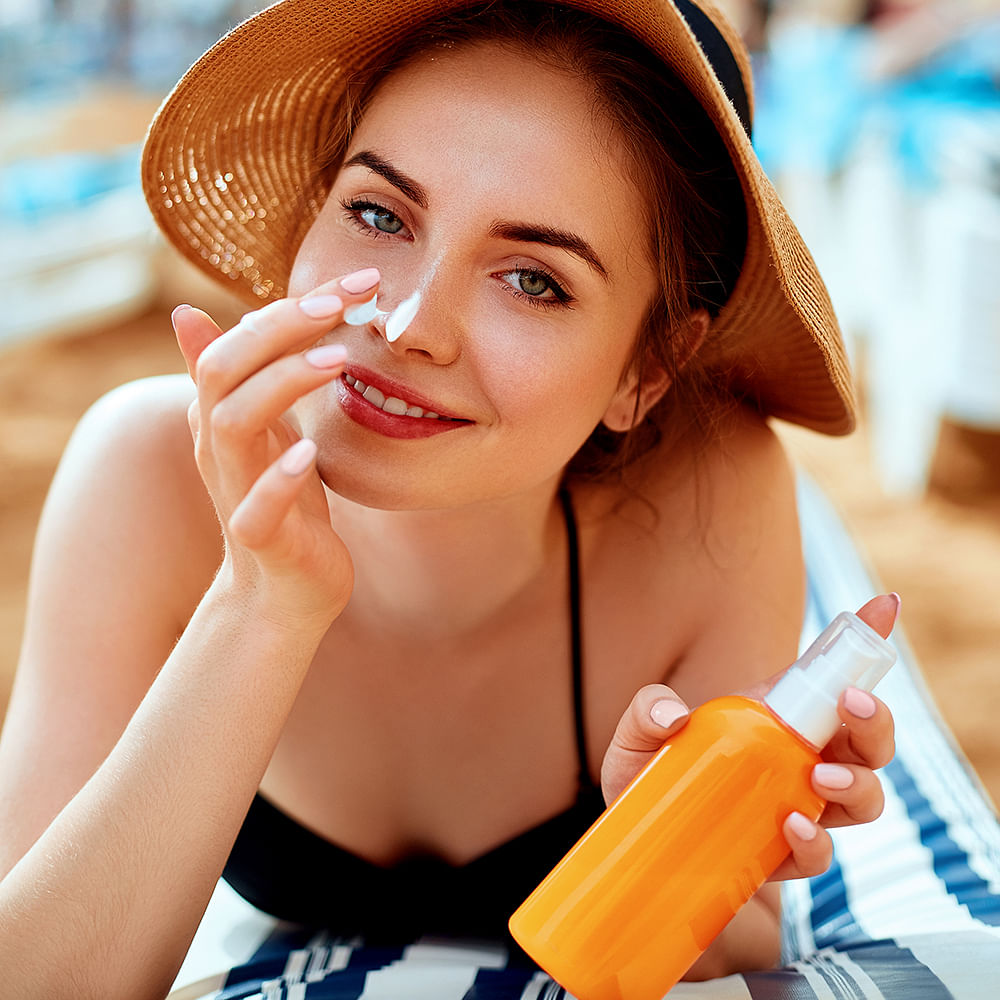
[207,558,344,641]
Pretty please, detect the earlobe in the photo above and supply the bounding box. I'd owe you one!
[601,363,672,432]
[601,310,710,432]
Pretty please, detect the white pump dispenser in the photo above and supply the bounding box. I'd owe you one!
[765,611,896,748]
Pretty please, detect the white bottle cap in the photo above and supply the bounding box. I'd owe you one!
[764,611,896,748]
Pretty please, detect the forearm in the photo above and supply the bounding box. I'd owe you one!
[683,886,782,982]
[0,579,328,999]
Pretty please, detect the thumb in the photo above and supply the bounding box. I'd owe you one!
[172,304,225,381]
[601,684,690,805]
[749,593,903,701]
[854,592,901,640]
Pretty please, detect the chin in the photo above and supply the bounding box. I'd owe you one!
[314,454,450,512]
[318,460,406,511]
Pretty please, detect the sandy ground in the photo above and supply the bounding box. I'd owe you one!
[1,300,998,813]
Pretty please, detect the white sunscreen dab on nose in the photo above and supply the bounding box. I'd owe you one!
[384,249,445,342]
[385,290,421,342]
[344,250,444,338]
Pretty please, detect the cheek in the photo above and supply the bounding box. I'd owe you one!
[287,203,351,296]
[475,324,631,438]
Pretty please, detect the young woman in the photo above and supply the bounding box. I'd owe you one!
[0,2,896,996]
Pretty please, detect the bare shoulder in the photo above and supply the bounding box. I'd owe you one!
[45,373,221,618]
[576,406,805,705]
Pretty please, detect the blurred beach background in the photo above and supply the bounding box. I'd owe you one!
[1,0,998,809]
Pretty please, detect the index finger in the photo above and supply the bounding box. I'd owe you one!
[194,271,380,401]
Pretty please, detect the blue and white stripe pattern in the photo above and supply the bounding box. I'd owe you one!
[169,476,1000,1000]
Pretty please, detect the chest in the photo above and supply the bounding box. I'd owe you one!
[258,559,688,864]
[253,492,717,865]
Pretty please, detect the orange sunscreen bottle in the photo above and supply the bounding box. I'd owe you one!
[509,611,896,1000]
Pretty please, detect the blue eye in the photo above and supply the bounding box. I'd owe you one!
[341,198,407,238]
[361,205,403,234]
[502,268,573,308]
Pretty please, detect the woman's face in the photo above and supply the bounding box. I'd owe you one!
[290,41,660,510]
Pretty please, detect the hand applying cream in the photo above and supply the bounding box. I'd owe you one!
[344,252,443,341]
[342,288,418,340]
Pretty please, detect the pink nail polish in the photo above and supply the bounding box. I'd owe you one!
[340,268,380,294]
[299,294,344,319]
[786,811,818,841]
[814,763,854,789]
[650,700,688,730]
[844,687,876,719]
[279,439,317,476]
[305,344,348,369]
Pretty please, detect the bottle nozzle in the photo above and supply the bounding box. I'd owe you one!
[764,611,896,748]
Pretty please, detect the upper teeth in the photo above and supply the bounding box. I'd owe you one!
[344,374,442,420]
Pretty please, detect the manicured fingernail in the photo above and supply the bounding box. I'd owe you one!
[299,294,344,319]
[280,439,317,476]
[787,812,818,841]
[340,267,380,294]
[844,687,876,719]
[650,700,688,730]
[814,763,854,790]
[171,303,193,324]
[304,344,348,369]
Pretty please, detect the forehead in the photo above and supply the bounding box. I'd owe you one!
[346,41,652,272]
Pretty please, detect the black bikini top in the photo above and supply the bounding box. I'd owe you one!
[222,487,606,946]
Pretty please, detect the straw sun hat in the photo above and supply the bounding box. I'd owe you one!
[141,0,855,435]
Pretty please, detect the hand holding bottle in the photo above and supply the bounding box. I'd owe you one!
[599,593,899,876]
[513,595,901,1000]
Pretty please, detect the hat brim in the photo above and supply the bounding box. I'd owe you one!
[141,0,855,435]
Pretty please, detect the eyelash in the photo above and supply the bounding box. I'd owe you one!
[501,266,574,310]
[339,197,574,310]
[340,197,409,241]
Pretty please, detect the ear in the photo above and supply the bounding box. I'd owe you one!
[601,310,710,432]
[600,361,672,433]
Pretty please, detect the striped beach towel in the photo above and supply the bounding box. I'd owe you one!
[169,477,1000,999]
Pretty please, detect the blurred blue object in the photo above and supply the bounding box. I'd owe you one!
[0,140,160,346]
[0,145,142,221]
[755,15,1000,190]
[0,0,264,97]
[753,23,871,178]
[868,20,1000,190]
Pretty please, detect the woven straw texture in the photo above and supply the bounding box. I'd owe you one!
[140,0,855,435]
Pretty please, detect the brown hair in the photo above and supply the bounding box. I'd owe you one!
[316,1,747,480]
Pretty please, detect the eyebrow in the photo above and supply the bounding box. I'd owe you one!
[343,150,430,209]
[488,221,609,281]
[342,150,609,280]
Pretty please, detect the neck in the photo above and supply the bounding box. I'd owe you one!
[328,480,570,640]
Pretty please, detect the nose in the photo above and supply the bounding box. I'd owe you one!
[371,268,461,365]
